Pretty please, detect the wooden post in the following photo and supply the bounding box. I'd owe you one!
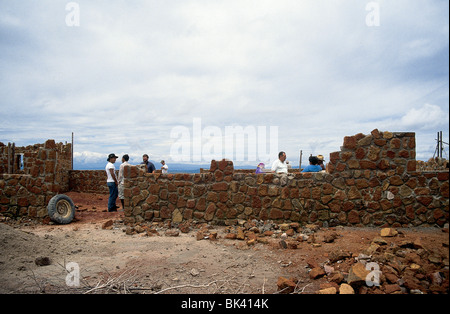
[299,150,303,170]
[7,143,11,174]
[11,143,15,174]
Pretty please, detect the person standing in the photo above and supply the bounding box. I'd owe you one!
[106,153,119,212]
[271,151,288,174]
[142,154,156,173]
[160,160,168,174]
[118,154,130,210]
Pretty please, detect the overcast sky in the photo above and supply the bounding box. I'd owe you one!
[0,0,448,168]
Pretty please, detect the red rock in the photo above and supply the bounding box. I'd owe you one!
[277,277,297,294]
[384,284,402,294]
[310,267,326,279]
[102,219,113,230]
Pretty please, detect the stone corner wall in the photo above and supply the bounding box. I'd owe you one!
[121,130,449,228]
[327,129,416,175]
[0,140,72,218]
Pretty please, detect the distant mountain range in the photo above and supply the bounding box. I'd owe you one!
[73,160,265,173]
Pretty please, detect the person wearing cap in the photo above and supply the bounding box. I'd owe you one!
[118,154,130,209]
[317,155,326,171]
[160,160,168,174]
[106,153,119,212]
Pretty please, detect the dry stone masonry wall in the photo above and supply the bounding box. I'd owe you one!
[0,140,72,218]
[1,130,448,227]
[122,130,449,228]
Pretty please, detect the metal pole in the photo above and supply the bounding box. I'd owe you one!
[440,131,443,158]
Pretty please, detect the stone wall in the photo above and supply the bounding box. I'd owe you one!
[1,130,448,226]
[121,130,449,228]
[69,170,117,194]
[0,140,72,218]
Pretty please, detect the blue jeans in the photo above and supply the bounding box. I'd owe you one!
[107,182,118,211]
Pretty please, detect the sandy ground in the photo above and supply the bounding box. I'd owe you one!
[0,191,448,294]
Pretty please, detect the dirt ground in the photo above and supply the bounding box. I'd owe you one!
[0,191,448,294]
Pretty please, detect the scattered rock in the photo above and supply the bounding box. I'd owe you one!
[318,287,337,294]
[309,267,326,280]
[102,219,114,230]
[190,268,200,277]
[236,227,245,240]
[196,231,205,241]
[277,277,297,294]
[380,228,398,237]
[178,221,191,233]
[324,264,334,276]
[328,271,345,284]
[209,231,218,241]
[347,262,371,287]
[384,284,402,294]
[329,249,352,263]
[371,237,388,245]
[134,225,145,234]
[165,229,180,237]
[339,283,355,294]
[225,233,237,239]
[35,256,51,266]
[247,238,256,246]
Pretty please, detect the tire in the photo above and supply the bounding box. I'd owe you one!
[47,194,75,224]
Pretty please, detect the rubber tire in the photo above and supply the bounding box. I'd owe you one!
[47,194,75,224]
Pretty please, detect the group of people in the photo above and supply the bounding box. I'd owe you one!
[105,153,168,212]
[260,152,326,174]
[105,151,326,212]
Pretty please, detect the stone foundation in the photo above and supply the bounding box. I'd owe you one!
[121,130,449,228]
[1,130,448,226]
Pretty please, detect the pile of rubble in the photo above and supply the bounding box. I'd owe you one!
[113,218,337,247]
[417,157,449,171]
[108,218,449,294]
[278,227,449,294]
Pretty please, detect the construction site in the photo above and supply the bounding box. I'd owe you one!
[0,130,448,294]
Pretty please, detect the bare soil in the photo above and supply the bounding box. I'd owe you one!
[0,191,448,294]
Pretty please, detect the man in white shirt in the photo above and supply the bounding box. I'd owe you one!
[161,160,168,174]
[271,151,288,174]
[106,153,119,212]
[118,154,130,209]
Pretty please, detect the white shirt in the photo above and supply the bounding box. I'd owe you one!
[161,164,168,174]
[106,162,116,183]
[119,161,130,184]
[271,159,288,174]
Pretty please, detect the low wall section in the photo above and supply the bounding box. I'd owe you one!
[121,130,449,227]
[69,170,116,194]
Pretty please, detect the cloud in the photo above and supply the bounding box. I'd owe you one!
[0,0,448,166]
[400,103,449,129]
